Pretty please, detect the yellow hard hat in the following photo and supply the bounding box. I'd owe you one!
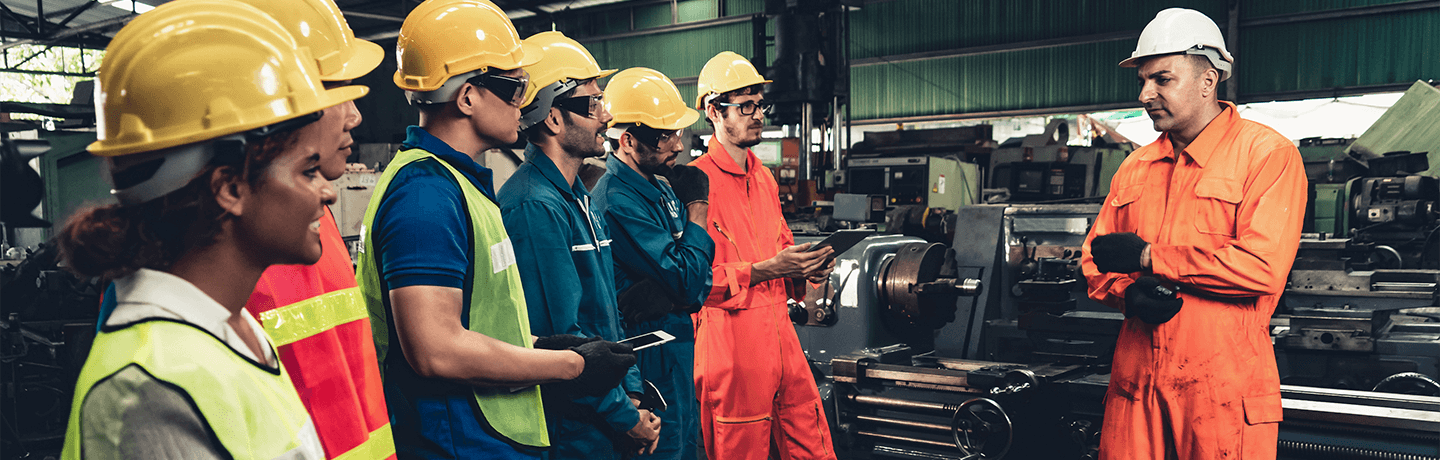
[518,31,616,130]
[89,0,367,158]
[233,0,383,81]
[605,68,699,131]
[694,51,771,109]
[394,0,541,103]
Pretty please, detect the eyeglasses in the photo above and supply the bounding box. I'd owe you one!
[555,93,605,119]
[712,100,773,117]
[466,72,529,107]
[655,130,681,146]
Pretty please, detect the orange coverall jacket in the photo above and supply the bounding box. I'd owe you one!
[247,206,394,459]
[1081,102,1306,460]
[691,143,836,460]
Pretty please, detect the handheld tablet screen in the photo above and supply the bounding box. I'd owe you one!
[619,330,676,351]
[808,229,876,256]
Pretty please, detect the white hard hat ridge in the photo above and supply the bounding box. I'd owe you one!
[1120,8,1234,81]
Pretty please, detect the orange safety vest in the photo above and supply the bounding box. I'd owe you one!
[248,206,396,460]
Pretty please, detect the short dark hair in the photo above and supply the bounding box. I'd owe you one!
[1187,54,1216,79]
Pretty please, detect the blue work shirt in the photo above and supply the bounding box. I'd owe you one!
[591,154,714,460]
[498,145,642,458]
[371,127,538,460]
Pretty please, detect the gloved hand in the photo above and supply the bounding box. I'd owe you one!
[555,340,637,398]
[618,278,675,325]
[662,164,709,205]
[1124,276,1183,325]
[534,334,600,350]
[1090,232,1149,273]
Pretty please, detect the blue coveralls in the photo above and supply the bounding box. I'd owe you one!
[591,154,714,460]
[498,146,644,459]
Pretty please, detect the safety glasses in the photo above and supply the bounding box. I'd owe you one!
[712,100,773,117]
[466,72,529,107]
[555,93,605,119]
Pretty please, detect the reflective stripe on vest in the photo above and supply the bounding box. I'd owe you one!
[355,148,549,448]
[259,287,367,347]
[331,423,395,460]
[63,320,316,459]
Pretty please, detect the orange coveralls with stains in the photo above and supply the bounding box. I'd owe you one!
[691,143,836,460]
[1082,102,1306,460]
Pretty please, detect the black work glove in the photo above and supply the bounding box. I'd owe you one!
[662,164,709,205]
[618,278,675,325]
[534,334,600,350]
[553,340,637,398]
[1124,276,1183,325]
[1090,232,1149,273]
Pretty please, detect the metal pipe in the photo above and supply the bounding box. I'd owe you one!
[799,102,813,181]
[856,431,962,451]
[847,394,963,414]
[0,15,134,52]
[1226,0,1239,100]
[854,414,953,433]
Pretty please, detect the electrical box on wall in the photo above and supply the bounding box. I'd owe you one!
[846,155,979,211]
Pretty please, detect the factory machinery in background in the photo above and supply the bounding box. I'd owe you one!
[787,83,1440,460]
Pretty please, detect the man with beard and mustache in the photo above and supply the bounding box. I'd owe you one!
[498,32,662,458]
[687,51,837,460]
[592,68,715,460]
[1081,8,1305,460]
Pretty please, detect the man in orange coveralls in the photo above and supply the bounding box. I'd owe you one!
[688,51,838,460]
[1081,8,1306,460]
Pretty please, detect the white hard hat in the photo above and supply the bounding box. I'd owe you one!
[1119,8,1234,81]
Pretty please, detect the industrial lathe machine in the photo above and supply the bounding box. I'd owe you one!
[790,83,1440,460]
[796,203,1439,460]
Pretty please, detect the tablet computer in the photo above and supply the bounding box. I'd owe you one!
[619,330,676,351]
[807,229,875,256]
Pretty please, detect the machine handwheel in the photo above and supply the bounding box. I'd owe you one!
[950,397,1013,459]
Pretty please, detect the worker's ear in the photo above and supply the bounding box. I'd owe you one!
[456,83,478,117]
[704,101,721,124]
[211,166,248,218]
[1200,67,1219,99]
[542,107,565,136]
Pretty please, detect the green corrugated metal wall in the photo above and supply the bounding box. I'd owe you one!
[511,0,1439,125]
[1239,8,1440,95]
[847,0,1222,59]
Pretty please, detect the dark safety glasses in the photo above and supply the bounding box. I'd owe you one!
[712,100,773,117]
[467,72,529,107]
[555,93,605,119]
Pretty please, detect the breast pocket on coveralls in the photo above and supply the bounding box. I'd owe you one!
[1190,177,1242,239]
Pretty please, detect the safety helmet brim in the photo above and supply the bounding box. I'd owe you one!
[88,85,368,157]
[327,38,385,81]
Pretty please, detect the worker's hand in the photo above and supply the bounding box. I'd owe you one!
[557,340,636,397]
[755,243,834,283]
[1090,232,1150,273]
[662,164,709,205]
[617,278,675,325]
[533,334,600,350]
[1124,276,1183,325]
[804,256,836,284]
[626,406,662,455]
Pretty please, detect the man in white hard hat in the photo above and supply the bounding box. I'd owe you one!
[1080,8,1306,460]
